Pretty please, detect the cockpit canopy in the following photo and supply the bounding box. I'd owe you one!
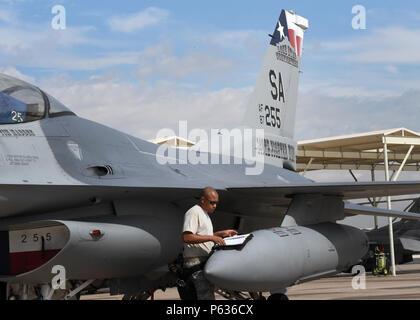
[0,73,74,124]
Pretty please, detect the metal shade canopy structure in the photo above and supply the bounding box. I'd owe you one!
[297,128,420,276]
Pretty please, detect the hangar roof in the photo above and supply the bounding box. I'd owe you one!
[297,128,420,172]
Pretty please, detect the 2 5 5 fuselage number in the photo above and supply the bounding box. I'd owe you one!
[21,233,52,243]
[265,105,281,128]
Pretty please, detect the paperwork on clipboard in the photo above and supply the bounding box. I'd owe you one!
[224,234,252,246]
[212,233,253,251]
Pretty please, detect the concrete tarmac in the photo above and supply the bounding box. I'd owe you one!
[81,258,420,300]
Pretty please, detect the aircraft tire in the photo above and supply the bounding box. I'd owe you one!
[0,282,6,300]
[267,293,289,301]
[122,291,151,300]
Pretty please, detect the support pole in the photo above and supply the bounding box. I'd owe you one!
[349,169,376,207]
[371,169,378,229]
[385,144,413,276]
[383,141,396,276]
[302,157,314,176]
[349,169,356,181]
[392,145,414,182]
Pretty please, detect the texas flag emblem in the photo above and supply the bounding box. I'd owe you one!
[270,10,309,57]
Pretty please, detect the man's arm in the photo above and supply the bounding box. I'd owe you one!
[183,232,226,246]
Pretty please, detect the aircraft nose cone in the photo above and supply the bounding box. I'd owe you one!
[204,250,240,288]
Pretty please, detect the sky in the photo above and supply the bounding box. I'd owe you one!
[1,0,420,227]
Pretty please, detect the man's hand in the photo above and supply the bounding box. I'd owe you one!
[224,229,238,237]
[215,229,238,238]
[211,236,226,246]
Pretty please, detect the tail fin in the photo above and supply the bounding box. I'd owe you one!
[243,10,308,171]
[409,198,420,214]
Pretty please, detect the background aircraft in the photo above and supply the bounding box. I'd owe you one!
[0,10,419,300]
[361,198,420,271]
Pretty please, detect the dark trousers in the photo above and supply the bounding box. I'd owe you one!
[178,265,215,300]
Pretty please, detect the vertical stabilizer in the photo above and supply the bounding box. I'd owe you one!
[243,10,308,171]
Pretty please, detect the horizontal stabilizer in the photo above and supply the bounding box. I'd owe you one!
[400,237,420,252]
[344,202,420,221]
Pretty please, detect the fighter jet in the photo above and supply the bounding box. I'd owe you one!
[361,198,420,271]
[0,9,420,300]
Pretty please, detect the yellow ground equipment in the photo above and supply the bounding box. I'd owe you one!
[373,246,389,276]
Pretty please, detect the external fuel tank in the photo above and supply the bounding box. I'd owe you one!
[204,223,368,292]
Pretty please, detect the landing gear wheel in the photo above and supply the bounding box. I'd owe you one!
[0,282,6,300]
[267,293,289,301]
[122,291,151,300]
[249,292,266,300]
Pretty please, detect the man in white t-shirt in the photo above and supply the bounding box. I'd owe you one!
[180,187,237,300]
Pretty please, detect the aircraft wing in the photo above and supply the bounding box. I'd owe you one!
[2,180,420,221]
[227,181,420,221]
[0,184,203,220]
[227,180,420,200]
[343,202,420,221]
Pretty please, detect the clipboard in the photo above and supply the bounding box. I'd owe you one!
[214,233,253,251]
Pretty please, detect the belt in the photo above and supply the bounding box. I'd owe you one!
[183,256,208,268]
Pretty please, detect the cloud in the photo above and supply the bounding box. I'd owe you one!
[295,89,420,141]
[299,81,398,99]
[37,73,252,140]
[384,65,399,74]
[207,29,266,53]
[140,51,233,78]
[0,25,123,71]
[15,50,143,71]
[0,9,259,81]
[0,9,13,23]
[319,26,420,64]
[108,7,169,33]
[0,20,236,76]
[37,69,420,150]
[137,42,235,80]
[0,25,95,55]
[1,42,235,76]
[0,23,142,71]
[9,66,420,151]
[0,66,35,83]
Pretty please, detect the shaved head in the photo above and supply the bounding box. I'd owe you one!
[199,187,219,213]
[201,187,218,199]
